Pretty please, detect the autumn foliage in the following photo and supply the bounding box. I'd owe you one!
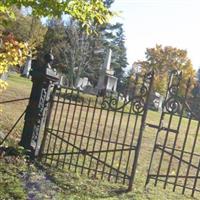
[134,45,195,95]
[0,32,28,91]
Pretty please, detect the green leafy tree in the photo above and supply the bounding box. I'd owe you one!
[0,0,113,90]
[40,18,94,86]
[0,0,113,33]
[41,19,128,88]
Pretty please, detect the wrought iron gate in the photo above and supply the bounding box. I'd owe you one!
[146,70,200,197]
[39,71,154,190]
[17,58,200,196]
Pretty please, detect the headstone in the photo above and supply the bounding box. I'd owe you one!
[105,49,112,72]
[76,77,90,90]
[0,72,8,81]
[96,48,118,93]
[106,75,118,91]
[22,56,32,77]
[158,95,164,112]
[59,75,65,86]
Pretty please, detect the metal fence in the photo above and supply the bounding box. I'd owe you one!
[2,66,200,197]
[39,71,154,191]
[146,70,200,197]
[0,97,29,145]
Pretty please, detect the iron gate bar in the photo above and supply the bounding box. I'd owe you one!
[57,89,74,166]
[173,116,192,191]
[81,97,99,173]
[145,123,179,134]
[156,145,200,171]
[100,95,119,179]
[73,96,91,173]
[122,114,139,184]
[45,128,133,148]
[50,88,68,164]
[0,109,26,145]
[108,96,128,181]
[182,121,200,194]
[163,79,191,189]
[45,130,129,177]
[45,156,130,179]
[155,144,200,158]
[87,95,111,176]
[146,70,181,187]
[0,97,29,104]
[40,71,154,191]
[115,103,136,184]
[43,125,137,178]
[154,111,174,186]
[123,91,145,184]
[76,99,92,174]
[146,70,200,197]
[192,159,200,196]
[62,89,79,169]
[128,71,154,190]
[94,96,110,177]
[149,177,200,192]
[41,147,136,156]
[68,93,85,171]
[62,89,80,169]
[50,100,143,115]
[149,175,200,179]
[146,115,165,186]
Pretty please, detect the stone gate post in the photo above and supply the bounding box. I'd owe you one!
[19,53,59,158]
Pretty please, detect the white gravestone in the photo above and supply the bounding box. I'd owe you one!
[97,49,118,92]
[22,56,32,77]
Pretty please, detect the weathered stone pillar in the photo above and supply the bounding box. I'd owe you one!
[19,53,59,158]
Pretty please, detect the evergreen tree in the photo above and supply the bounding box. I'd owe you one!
[39,0,128,89]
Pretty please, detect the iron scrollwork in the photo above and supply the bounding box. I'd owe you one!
[163,70,182,114]
[101,71,154,114]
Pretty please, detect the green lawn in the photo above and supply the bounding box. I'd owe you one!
[0,73,199,200]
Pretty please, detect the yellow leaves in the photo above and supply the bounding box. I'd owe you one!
[0,0,113,34]
[0,34,29,91]
[64,0,113,34]
[0,79,8,92]
[0,4,15,19]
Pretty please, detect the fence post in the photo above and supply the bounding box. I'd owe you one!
[19,52,59,158]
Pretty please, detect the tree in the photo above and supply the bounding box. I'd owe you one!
[40,19,128,88]
[0,32,28,91]
[0,0,113,33]
[134,45,195,95]
[40,18,101,87]
[6,8,47,50]
[5,8,47,77]
[0,0,113,91]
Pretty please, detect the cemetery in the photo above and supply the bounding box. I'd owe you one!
[0,1,200,200]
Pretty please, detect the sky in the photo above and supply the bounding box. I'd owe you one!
[111,0,200,70]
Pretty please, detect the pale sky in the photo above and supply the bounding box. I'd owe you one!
[111,0,200,70]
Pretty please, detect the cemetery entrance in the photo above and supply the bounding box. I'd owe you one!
[39,71,154,191]
[146,70,200,197]
[19,62,200,196]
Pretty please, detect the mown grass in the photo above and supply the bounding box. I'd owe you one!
[0,73,199,199]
